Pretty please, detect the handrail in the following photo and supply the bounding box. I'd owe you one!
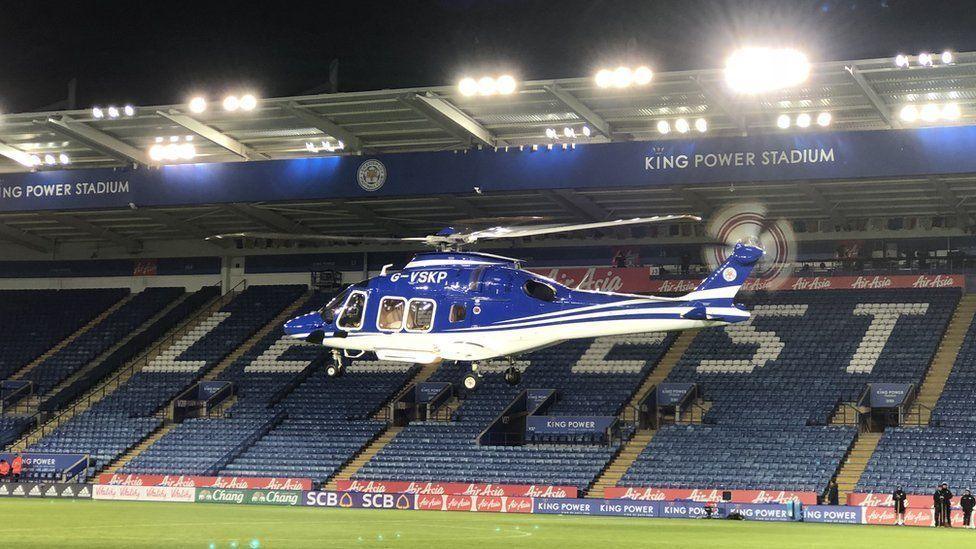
[902,402,933,427]
[17,279,242,448]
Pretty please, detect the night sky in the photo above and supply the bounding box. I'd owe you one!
[0,0,974,113]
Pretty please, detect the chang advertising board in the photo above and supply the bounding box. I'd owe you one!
[195,488,301,506]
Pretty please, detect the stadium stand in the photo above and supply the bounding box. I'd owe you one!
[856,299,976,493]
[354,334,676,490]
[0,289,126,380]
[26,284,305,476]
[617,288,959,496]
[19,287,183,395]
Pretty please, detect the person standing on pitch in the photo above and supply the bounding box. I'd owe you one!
[11,454,23,482]
[940,483,954,527]
[934,486,945,527]
[961,490,975,528]
[892,487,907,525]
[826,479,839,505]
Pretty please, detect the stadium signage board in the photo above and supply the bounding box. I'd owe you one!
[524,415,616,436]
[0,452,87,474]
[194,488,302,506]
[413,494,532,513]
[533,498,661,518]
[8,126,976,213]
[92,484,195,503]
[0,482,92,499]
[656,383,696,406]
[96,473,311,491]
[534,268,965,294]
[304,491,415,510]
[802,505,863,524]
[867,383,912,408]
[604,487,818,505]
[334,479,577,498]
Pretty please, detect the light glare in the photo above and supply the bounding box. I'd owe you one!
[656,120,670,134]
[796,113,811,128]
[633,66,653,85]
[239,94,257,111]
[458,78,478,96]
[816,112,832,127]
[694,118,707,132]
[496,75,517,95]
[595,69,614,88]
[776,114,791,129]
[899,105,919,122]
[725,47,810,94]
[674,118,690,133]
[189,96,207,113]
[222,95,240,111]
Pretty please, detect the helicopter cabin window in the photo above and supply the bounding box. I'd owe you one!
[406,299,435,332]
[377,297,406,331]
[337,291,367,330]
[523,279,556,302]
[449,303,467,323]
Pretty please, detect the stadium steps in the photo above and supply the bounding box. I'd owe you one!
[322,425,406,491]
[622,329,698,414]
[371,361,439,421]
[8,291,195,417]
[907,293,976,425]
[833,431,882,503]
[202,290,313,382]
[586,429,656,498]
[9,293,134,381]
[8,289,227,451]
[101,421,178,474]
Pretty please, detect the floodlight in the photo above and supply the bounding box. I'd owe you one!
[223,95,240,111]
[776,114,791,129]
[633,66,653,85]
[674,118,690,133]
[796,113,811,128]
[239,94,257,111]
[656,120,670,134]
[816,112,832,127]
[477,76,496,96]
[189,96,207,113]
[899,105,918,122]
[725,47,810,94]
[694,118,707,132]
[894,54,910,68]
[595,69,614,88]
[458,78,478,96]
[496,75,517,95]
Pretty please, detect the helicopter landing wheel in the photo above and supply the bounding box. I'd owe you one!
[463,374,480,391]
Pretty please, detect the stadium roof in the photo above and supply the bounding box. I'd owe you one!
[3,52,976,171]
[2,52,976,255]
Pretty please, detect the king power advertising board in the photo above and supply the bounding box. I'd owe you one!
[7,126,976,212]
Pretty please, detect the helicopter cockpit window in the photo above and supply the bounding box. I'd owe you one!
[320,289,351,323]
[337,291,367,330]
[406,299,435,332]
[377,297,406,331]
[523,279,556,302]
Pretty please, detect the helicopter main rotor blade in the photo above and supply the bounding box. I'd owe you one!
[206,232,424,244]
[457,214,701,243]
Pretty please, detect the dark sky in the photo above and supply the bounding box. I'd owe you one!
[0,0,974,113]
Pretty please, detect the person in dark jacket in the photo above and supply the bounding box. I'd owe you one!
[940,483,954,527]
[961,489,976,528]
[826,480,839,505]
[935,486,945,527]
[892,487,907,526]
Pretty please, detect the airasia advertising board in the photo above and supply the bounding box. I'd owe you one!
[847,492,949,509]
[335,480,576,498]
[96,473,311,491]
[604,487,818,505]
[531,267,964,294]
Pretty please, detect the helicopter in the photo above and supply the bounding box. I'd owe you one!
[211,215,764,390]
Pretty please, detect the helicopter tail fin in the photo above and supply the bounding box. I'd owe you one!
[682,241,764,303]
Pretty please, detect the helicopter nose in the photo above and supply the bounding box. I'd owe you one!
[284,313,323,339]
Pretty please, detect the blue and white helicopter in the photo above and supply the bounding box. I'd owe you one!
[215,216,763,390]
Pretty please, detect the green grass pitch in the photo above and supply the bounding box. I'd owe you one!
[0,499,974,548]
